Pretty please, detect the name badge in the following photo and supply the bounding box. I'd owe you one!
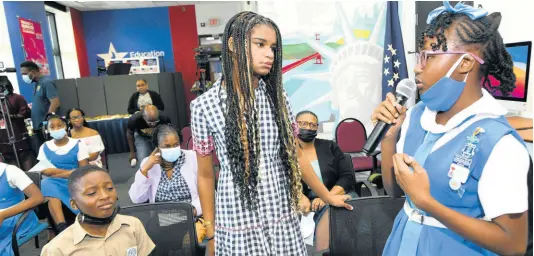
[448,127,485,196]
[126,246,137,256]
[448,163,469,184]
[449,179,461,191]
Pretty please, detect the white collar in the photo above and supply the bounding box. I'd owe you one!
[45,137,78,151]
[421,89,507,133]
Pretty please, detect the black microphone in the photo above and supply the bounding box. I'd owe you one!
[362,79,416,155]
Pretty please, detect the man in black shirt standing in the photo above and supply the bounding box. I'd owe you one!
[127,104,171,166]
[127,79,165,114]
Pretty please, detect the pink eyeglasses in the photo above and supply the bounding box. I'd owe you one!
[415,50,485,69]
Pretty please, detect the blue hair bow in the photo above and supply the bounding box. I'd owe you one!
[427,1,488,24]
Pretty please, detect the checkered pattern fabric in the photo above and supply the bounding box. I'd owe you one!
[190,79,306,255]
[155,154,191,203]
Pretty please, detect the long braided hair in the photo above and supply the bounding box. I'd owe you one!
[221,12,302,211]
[419,11,516,96]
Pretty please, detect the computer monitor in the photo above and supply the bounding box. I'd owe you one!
[486,41,531,115]
[106,63,132,76]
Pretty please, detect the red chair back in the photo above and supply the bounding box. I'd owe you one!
[181,126,192,149]
[186,137,193,150]
[335,118,367,153]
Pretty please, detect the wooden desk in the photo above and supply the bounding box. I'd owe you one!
[518,129,533,143]
[507,116,533,130]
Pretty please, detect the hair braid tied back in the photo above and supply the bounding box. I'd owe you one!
[419,11,516,96]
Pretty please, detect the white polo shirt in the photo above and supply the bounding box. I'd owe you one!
[397,89,530,220]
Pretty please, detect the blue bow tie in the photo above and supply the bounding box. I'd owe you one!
[427,1,488,24]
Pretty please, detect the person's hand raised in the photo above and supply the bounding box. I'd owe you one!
[140,148,161,177]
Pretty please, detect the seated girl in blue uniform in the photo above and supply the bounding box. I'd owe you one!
[39,114,89,234]
[374,2,530,256]
[0,162,44,256]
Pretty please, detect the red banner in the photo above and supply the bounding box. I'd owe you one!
[18,17,50,75]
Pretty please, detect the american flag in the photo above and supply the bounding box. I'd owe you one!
[382,1,408,100]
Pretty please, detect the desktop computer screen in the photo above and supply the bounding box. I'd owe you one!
[486,41,531,113]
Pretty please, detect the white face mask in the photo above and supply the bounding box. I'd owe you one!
[49,128,67,140]
[22,74,33,84]
[160,146,182,162]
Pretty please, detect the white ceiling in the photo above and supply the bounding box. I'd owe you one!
[56,1,227,11]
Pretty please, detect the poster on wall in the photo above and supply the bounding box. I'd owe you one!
[259,1,390,139]
[18,17,50,76]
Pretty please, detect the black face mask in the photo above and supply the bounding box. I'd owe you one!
[298,128,317,143]
[78,205,120,226]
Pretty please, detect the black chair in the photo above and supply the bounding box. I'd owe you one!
[344,153,380,198]
[121,202,203,256]
[11,172,51,256]
[181,126,192,150]
[315,196,405,256]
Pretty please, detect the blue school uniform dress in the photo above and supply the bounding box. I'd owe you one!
[0,164,38,256]
[41,139,82,214]
[383,91,529,256]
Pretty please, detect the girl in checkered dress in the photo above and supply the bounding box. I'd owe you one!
[190,12,352,256]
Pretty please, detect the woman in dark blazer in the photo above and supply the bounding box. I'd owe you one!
[127,79,165,114]
[296,110,357,251]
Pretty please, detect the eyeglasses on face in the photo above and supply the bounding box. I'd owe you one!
[297,121,318,129]
[145,119,160,126]
[70,115,83,120]
[414,50,484,69]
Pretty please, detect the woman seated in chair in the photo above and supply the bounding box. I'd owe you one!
[39,114,89,234]
[67,108,105,168]
[296,110,357,250]
[129,124,204,241]
[0,162,44,256]
[41,165,154,255]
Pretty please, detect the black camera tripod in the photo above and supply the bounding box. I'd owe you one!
[0,90,23,168]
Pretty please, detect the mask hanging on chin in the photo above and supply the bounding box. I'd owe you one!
[78,205,120,225]
[420,54,469,112]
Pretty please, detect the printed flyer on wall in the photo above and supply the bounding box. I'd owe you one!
[18,17,50,75]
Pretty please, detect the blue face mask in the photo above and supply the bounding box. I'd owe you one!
[420,54,469,112]
[160,147,182,163]
[49,128,67,140]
